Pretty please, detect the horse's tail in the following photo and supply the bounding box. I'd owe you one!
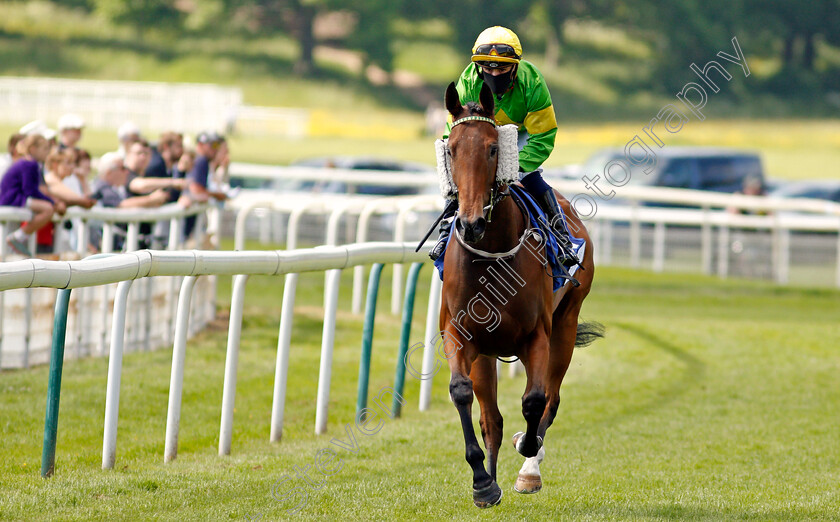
[575,321,605,348]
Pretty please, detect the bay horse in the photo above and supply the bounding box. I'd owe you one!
[440,81,603,507]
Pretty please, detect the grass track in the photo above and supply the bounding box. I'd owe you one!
[1,266,839,521]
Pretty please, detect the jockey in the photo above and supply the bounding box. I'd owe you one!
[430,26,576,264]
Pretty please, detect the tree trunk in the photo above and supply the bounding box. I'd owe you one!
[802,33,815,70]
[545,25,561,69]
[294,5,316,76]
[782,34,795,67]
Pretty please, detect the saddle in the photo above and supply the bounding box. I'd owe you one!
[434,185,585,291]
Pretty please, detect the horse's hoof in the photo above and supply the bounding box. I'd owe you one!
[513,473,542,494]
[512,431,543,457]
[473,481,502,508]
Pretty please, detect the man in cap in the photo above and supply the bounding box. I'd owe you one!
[182,131,228,239]
[57,114,85,150]
[115,121,142,157]
[19,120,57,146]
[186,131,228,204]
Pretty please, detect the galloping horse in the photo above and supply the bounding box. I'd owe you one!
[440,81,603,507]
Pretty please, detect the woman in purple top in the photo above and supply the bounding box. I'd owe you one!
[1,134,59,257]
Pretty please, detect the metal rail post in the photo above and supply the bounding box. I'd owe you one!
[164,276,198,463]
[392,262,423,417]
[40,289,72,478]
[101,280,134,470]
[219,274,249,456]
[356,264,384,416]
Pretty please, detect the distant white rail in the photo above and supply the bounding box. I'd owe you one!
[0,76,241,133]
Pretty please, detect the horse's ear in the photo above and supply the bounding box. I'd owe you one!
[479,82,495,117]
[445,82,462,119]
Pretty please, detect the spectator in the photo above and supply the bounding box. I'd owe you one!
[44,149,94,207]
[0,133,24,176]
[728,175,767,215]
[115,121,142,157]
[0,135,63,257]
[89,152,170,251]
[145,132,185,203]
[19,121,58,152]
[92,152,169,209]
[183,132,227,240]
[57,114,85,151]
[125,139,185,197]
[209,137,231,192]
[186,131,228,204]
[177,148,195,175]
[44,149,95,252]
[74,149,93,196]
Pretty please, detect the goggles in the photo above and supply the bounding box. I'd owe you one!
[471,43,521,64]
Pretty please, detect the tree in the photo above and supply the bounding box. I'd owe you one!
[93,0,184,38]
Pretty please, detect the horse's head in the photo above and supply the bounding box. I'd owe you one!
[445,81,499,244]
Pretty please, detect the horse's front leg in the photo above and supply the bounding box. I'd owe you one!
[447,338,502,508]
[471,356,503,482]
[510,328,550,494]
[514,328,550,459]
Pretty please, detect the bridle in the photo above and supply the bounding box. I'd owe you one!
[449,114,539,261]
[449,115,509,223]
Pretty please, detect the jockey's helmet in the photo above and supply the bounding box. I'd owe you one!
[471,26,522,68]
[471,26,522,95]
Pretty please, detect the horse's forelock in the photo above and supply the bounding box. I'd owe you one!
[464,101,490,118]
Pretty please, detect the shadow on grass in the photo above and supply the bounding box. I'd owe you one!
[587,322,706,424]
[565,502,830,521]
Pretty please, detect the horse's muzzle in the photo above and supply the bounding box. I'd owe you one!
[456,216,486,244]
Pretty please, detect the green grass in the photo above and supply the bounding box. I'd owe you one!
[1,260,839,520]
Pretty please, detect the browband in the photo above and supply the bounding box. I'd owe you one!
[450,115,497,129]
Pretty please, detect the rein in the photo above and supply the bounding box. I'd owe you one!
[453,190,541,262]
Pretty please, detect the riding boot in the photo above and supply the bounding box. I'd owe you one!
[428,199,458,261]
[429,218,454,261]
[534,189,579,268]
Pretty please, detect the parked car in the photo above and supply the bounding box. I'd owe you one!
[271,157,434,196]
[580,147,766,193]
[768,180,840,203]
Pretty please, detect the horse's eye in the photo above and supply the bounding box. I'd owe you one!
[489,145,498,157]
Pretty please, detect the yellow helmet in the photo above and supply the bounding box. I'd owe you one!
[471,26,522,66]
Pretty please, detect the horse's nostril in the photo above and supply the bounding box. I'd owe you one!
[474,217,487,236]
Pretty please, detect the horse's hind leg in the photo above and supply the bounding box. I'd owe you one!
[448,343,502,508]
[538,301,583,441]
[471,356,503,482]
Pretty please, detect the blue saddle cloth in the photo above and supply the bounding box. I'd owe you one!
[434,186,585,291]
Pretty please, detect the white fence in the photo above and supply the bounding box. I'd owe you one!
[0,76,242,133]
[0,242,438,470]
[0,203,217,369]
